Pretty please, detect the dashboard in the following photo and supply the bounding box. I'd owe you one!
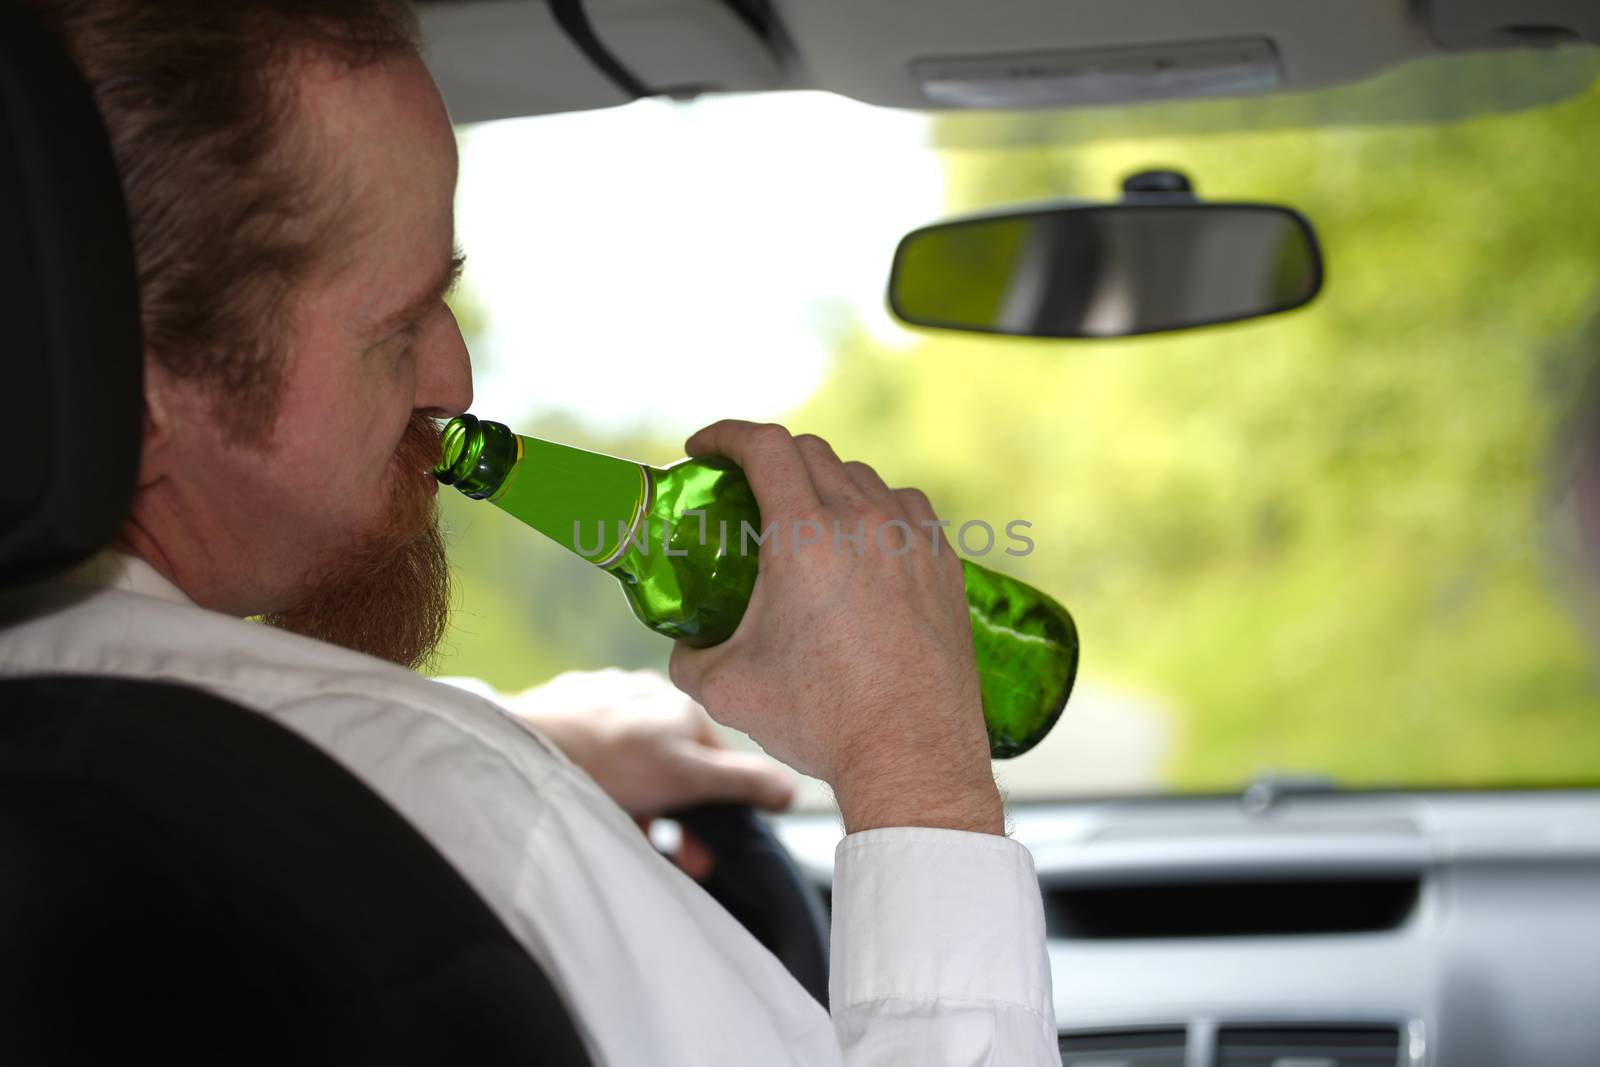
[771,789,1600,1066]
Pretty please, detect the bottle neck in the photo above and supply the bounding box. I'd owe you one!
[435,415,650,564]
[435,414,520,499]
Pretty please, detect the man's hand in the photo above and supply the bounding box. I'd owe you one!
[501,667,797,877]
[666,421,1004,837]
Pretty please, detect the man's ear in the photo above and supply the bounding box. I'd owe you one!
[137,358,181,488]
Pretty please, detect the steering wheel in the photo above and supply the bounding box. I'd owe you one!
[663,803,831,1008]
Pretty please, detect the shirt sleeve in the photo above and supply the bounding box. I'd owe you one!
[829,827,1058,1065]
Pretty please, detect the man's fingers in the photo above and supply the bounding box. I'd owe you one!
[683,420,821,518]
[637,819,714,882]
[791,433,862,507]
[894,486,961,567]
[668,641,713,705]
[675,831,716,881]
[894,485,943,542]
[893,485,938,525]
[687,747,797,812]
[843,460,902,513]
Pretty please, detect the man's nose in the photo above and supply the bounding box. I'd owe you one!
[415,308,474,419]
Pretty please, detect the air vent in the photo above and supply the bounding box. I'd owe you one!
[1058,1027,1186,1067]
[1216,1025,1402,1067]
[1043,875,1420,939]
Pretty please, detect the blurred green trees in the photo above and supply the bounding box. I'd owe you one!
[437,66,1600,793]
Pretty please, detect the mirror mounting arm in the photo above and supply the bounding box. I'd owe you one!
[1122,168,1197,202]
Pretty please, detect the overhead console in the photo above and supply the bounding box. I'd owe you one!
[418,0,784,124]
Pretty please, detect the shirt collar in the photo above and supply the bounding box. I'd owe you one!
[61,549,196,607]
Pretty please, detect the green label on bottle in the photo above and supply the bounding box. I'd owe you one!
[490,436,648,564]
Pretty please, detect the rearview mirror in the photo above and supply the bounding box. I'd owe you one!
[888,171,1323,339]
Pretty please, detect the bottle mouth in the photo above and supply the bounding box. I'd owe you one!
[434,414,481,486]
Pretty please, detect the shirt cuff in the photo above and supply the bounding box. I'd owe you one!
[829,826,1053,1020]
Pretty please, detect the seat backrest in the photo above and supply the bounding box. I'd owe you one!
[0,5,592,1062]
[0,676,594,1064]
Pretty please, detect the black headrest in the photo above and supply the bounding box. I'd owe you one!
[0,2,141,588]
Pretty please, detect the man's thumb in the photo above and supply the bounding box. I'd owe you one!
[668,640,716,704]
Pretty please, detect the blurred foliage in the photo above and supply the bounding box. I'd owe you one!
[436,67,1600,792]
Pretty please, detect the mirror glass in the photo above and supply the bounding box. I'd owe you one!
[889,204,1322,339]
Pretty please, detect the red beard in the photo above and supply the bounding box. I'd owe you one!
[260,414,450,670]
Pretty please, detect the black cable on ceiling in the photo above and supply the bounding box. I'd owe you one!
[546,0,654,100]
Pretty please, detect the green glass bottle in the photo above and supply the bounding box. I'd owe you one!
[435,414,1078,758]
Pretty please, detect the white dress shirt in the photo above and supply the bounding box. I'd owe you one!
[0,552,1057,1066]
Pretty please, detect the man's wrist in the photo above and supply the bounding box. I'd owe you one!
[833,766,1004,836]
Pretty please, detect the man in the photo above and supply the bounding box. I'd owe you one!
[0,2,1055,1064]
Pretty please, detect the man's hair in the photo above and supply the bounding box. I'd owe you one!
[25,0,421,443]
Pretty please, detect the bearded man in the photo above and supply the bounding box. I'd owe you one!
[0,3,1056,1064]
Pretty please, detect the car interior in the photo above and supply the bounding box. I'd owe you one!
[5,1,1600,1065]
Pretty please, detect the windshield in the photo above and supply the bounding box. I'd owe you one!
[437,51,1600,805]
